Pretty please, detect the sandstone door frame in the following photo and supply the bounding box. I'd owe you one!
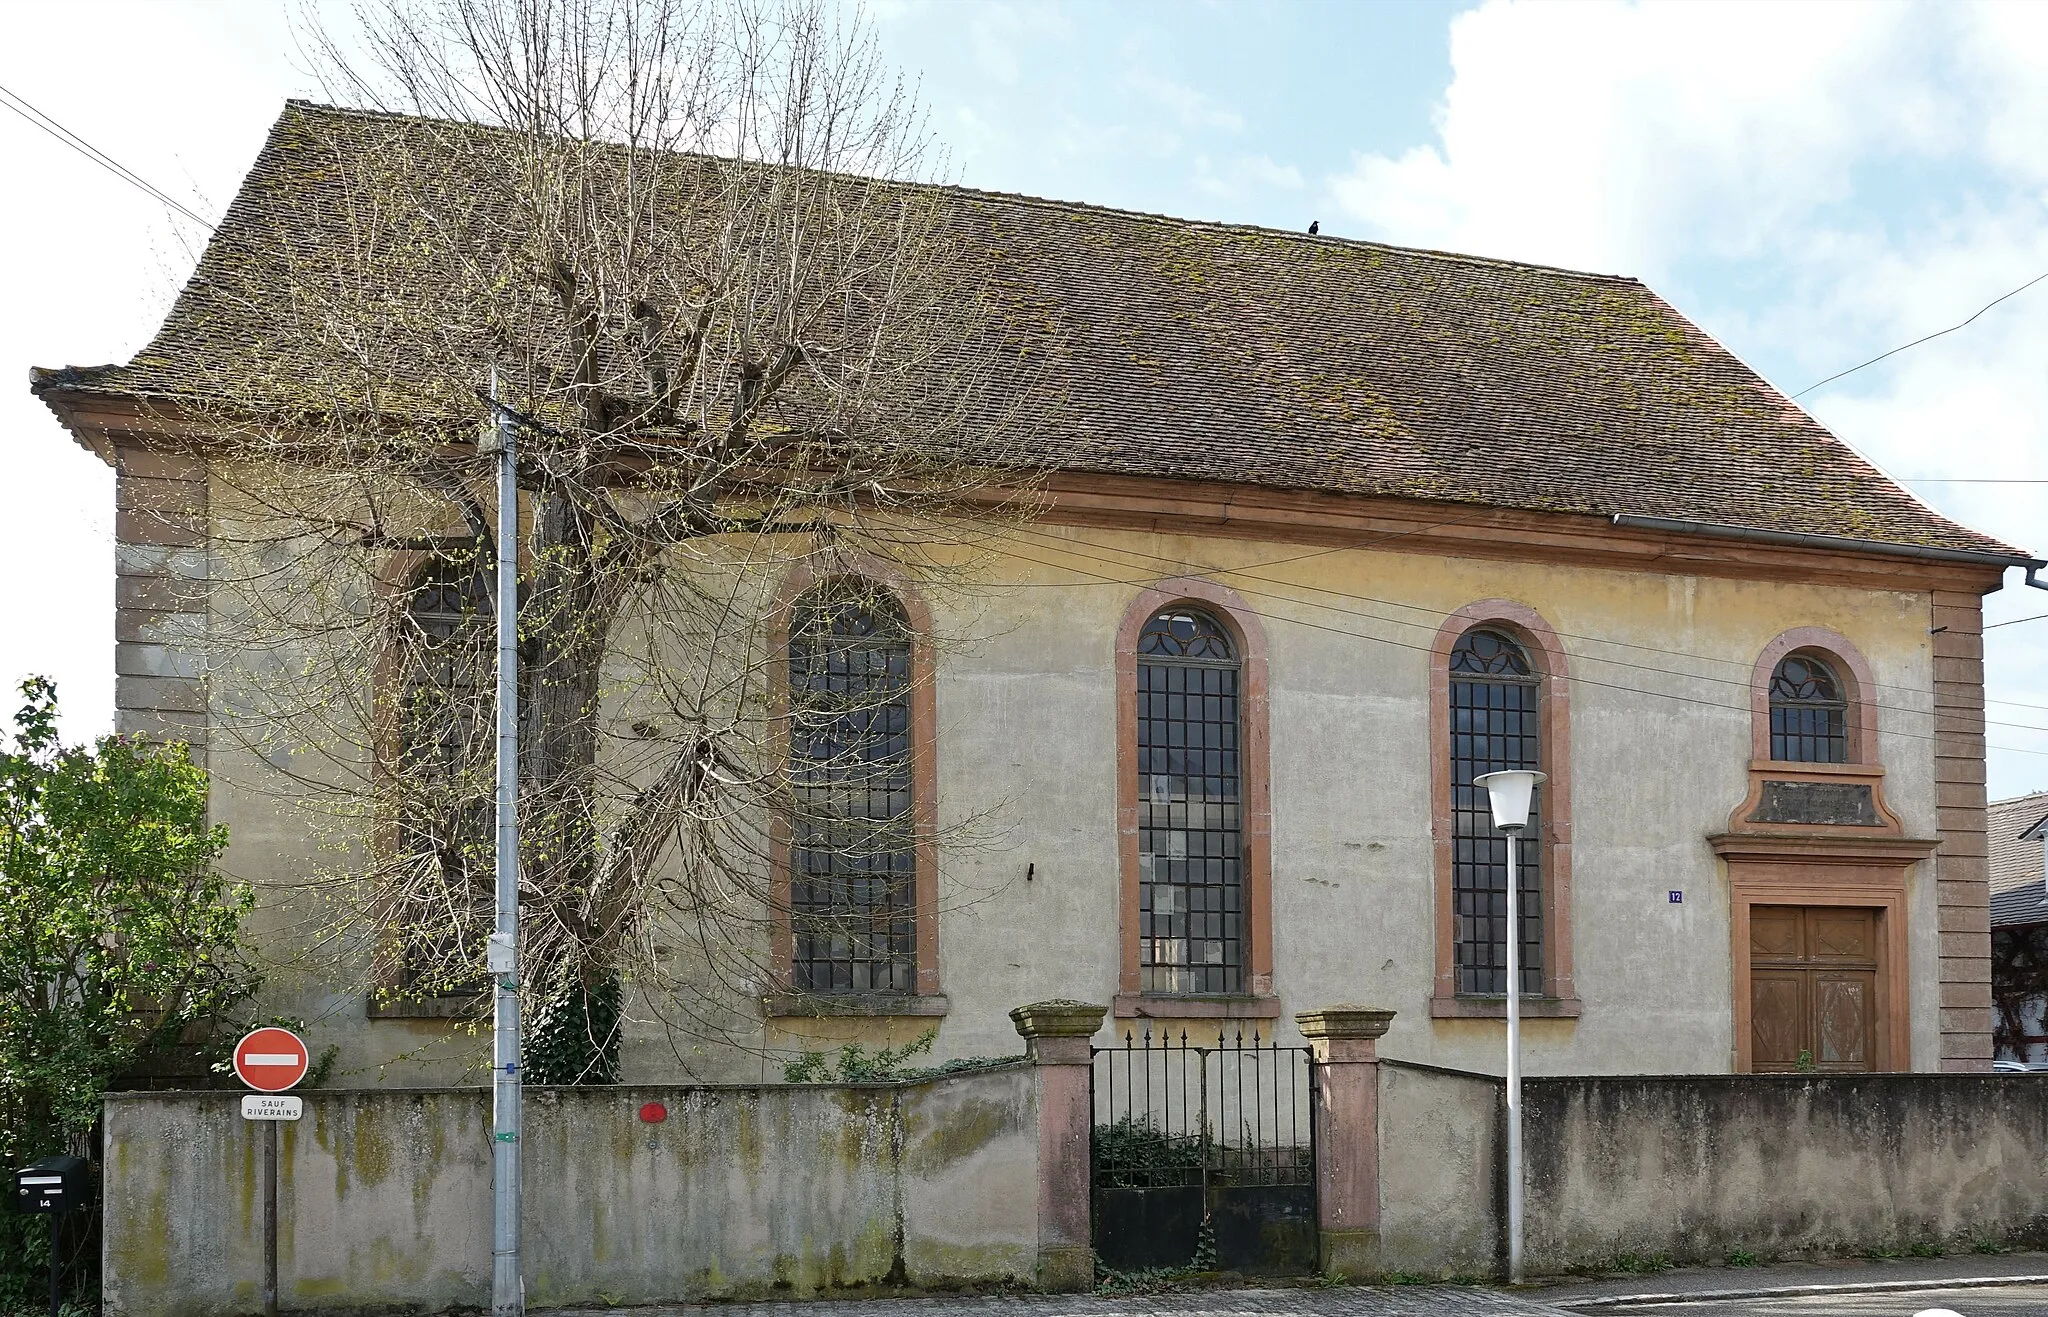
[1724,868,1913,1073]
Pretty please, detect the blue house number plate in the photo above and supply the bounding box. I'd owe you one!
[1668,891,1683,904]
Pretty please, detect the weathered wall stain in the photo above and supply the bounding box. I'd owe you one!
[103,1064,1038,1317]
[1519,1074,2048,1270]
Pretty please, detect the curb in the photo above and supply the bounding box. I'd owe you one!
[1551,1272,2048,1309]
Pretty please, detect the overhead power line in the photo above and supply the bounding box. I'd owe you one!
[1793,268,2048,399]
[0,80,212,229]
[1987,613,2048,631]
[975,521,2048,753]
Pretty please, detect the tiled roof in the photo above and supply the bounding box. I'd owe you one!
[1992,884,2048,930]
[1991,791,2048,911]
[29,101,2026,558]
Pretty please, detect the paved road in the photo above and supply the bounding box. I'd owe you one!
[1598,1282,2048,1315]
[549,1286,1573,1317]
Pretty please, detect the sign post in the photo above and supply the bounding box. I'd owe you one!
[234,1027,309,1317]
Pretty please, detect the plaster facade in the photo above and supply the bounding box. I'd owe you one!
[168,472,1976,1087]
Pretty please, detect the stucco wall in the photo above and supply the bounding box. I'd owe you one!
[1518,1073,2048,1270]
[1374,1061,1500,1277]
[101,1065,1038,1317]
[923,528,1942,1075]
[191,492,1952,1084]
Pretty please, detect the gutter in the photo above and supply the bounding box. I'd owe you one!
[1611,514,2046,585]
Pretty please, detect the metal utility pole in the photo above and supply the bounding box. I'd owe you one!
[485,369,524,1317]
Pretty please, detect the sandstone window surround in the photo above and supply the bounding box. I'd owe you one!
[367,553,497,1020]
[1716,624,1933,1072]
[1113,577,1278,1021]
[1428,601,1580,1020]
[765,562,944,1019]
[1731,627,1903,834]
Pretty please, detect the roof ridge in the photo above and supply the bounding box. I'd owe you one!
[277,98,1645,287]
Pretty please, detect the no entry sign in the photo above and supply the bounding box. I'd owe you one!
[233,1027,310,1093]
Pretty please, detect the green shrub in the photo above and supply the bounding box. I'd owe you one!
[0,679,256,1312]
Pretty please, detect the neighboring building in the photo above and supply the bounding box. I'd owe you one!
[31,101,2043,1084]
[1990,791,2048,1066]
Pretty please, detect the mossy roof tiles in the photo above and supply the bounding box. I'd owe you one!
[33,101,2023,558]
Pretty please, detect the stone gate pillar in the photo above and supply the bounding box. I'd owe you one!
[1010,1000,1108,1292]
[1296,1006,1396,1279]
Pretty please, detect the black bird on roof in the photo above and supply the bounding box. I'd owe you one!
[1308,220,1320,235]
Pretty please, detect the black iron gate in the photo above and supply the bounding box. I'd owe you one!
[1089,1025,1318,1275]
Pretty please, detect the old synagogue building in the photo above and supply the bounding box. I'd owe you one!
[33,101,2037,1085]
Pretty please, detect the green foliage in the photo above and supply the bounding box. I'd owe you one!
[779,1027,943,1083]
[1907,1239,1945,1258]
[1725,1248,1759,1267]
[1793,1049,1816,1074]
[1190,1215,1218,1271]
[1092,1263,1194,1296]
[524,973,622,1085]
[1612,1252,1674,1274]
[0,678,251,1150]
[0,678,254,1311]
[1573,1251,1674,1277]
[1091,1115,1202,1189]
[1973,1236,2007,1255]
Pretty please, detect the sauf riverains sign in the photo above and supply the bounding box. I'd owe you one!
[235,1026,309,1118]
[235,1026,310,1317]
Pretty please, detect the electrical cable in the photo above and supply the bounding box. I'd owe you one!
[981,514,2048,722]
[1792,269,2048,399]
[0,80,213,228]
[972,523,2048,755]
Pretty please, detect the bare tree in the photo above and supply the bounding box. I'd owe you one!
[173,0,1036,1080]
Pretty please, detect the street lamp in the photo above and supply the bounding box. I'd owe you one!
[1473,768,1546,1285]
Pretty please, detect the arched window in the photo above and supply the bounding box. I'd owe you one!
[1769,652,1848,763]
[1450,627,1543,996]
[393,557,494,997]
[787,581,917,994]
[400,559,492,780]
[1137,606,1245,995]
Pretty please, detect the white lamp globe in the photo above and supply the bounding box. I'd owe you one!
[1473,769,1548,831]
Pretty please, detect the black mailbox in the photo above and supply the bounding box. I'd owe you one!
[13,1156,89,1214]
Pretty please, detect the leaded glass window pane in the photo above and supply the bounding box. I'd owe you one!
[396,558,494,996]
[1137,607,1243,995]
[789,583,916,995]
[1450,628,1543,997]
[1769,653,1847,763]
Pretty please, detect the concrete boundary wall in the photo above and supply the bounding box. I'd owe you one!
[1367,1064,2048,1278]
[1374,1060,1500,1276]
[103,1065,1040,1317]
[1519,1073,2048,1271]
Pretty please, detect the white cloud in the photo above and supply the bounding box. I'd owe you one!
[1126,70,1245,134]
[1324,0,2048,793]
[1192,152,1305,201]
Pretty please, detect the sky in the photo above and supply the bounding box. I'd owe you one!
[2,0,2045,795]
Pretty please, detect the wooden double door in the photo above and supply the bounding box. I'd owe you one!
[1749,905,1879,1073]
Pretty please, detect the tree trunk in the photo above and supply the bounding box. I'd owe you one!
[519,482,620,1082]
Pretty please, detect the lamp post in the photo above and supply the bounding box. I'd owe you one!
[1473,768,1546,1284]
